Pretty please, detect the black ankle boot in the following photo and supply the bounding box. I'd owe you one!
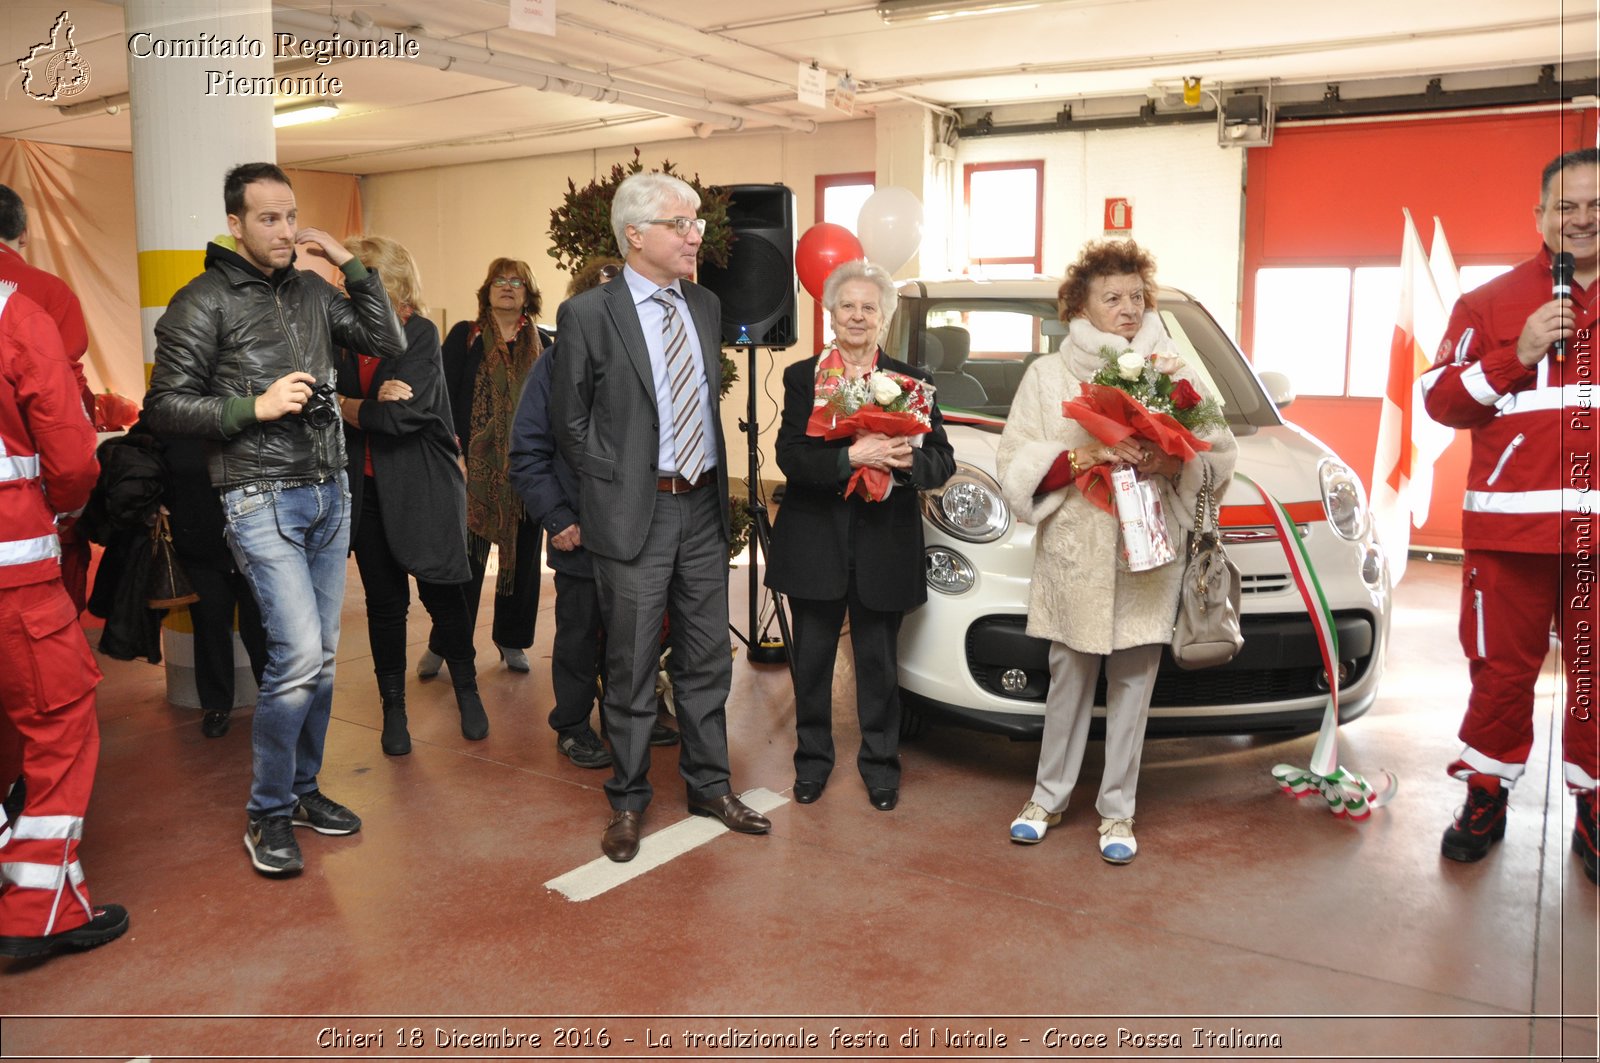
[376,672,411,756]
[447,658,489,741]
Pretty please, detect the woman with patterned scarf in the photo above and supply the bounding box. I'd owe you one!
[422,257,547,683]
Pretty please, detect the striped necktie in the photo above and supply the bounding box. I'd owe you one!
[651,288,706,482]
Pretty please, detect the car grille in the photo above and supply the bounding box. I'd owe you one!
[1241,572,1292,595]
[964,611,1377,707]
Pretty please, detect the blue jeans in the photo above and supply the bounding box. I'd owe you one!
[221,476,351,818]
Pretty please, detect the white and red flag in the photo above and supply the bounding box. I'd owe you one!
[1370,209,1455,583]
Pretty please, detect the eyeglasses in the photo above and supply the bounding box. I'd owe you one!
[645,217,707,237]
[598,264,620,280]
[491,277,526,288]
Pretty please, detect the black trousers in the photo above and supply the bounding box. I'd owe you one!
[185,563,267,713]
[788,580,905,790]
[455,517,540,651]
[549,568,604,737]
[353,479,475,676]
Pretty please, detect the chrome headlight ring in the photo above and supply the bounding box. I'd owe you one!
[922,462,1011,543]
[1319,458,1371,541]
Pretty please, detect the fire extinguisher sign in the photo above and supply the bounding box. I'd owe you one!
[1103,197,1133,234]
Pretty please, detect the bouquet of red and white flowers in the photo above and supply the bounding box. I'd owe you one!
[807,355,936,502]
[1062,346,1221,568]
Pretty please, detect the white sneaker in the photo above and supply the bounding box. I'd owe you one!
[1009,801,1061,844]
[1097,817,1137,864]
[417,649,443,680]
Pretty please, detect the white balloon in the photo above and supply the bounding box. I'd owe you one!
[856,186,925,273]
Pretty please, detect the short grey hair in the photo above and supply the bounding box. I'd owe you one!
[821,259,897,323]
[611,172,701,255]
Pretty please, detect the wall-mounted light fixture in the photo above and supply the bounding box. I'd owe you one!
[272,100,340,128]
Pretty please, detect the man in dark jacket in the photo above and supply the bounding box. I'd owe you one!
[142,163,404,877]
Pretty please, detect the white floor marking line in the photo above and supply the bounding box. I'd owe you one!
[544,787,788,902]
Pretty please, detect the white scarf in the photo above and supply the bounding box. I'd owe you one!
[1063,311,1175,382]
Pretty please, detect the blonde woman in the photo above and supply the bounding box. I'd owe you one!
[334,235,483,753]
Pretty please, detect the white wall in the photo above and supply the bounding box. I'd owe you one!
[361,121,878,480]
[955,124,1246,335]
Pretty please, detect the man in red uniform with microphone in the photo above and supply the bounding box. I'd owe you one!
[1422,147,1600,883]
[0,281,126,957]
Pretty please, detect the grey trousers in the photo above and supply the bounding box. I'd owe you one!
[590,485,733,811]
[1029,641,1162,821]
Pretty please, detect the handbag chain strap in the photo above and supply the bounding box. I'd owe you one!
[1189,462,1217,555]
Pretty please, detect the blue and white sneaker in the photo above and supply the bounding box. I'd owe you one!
[1009,801,1061,844]
[1097,817,1137,864]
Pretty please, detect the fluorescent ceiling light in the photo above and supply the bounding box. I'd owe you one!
[273,100,339,127]
[877,0,1049,23]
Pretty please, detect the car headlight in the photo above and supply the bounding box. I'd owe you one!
[1319,458,1370,541]
[922,463,1010,543]
[925,547,976,594]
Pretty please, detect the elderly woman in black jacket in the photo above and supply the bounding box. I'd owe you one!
[764,260,955,811]
[335,235,484,754]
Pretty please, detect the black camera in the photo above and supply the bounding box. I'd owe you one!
[300,380,339,429]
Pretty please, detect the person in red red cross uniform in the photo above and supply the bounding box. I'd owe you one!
[0,282,127,958]
[1421,147,1600,884]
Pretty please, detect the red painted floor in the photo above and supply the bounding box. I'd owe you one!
[1,559,1595,1062]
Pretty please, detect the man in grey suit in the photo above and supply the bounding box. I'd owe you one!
[551,172,771,862]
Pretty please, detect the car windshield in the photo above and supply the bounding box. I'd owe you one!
[886,288,1281,431]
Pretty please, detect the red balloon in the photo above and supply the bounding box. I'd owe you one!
[795,223,865,301]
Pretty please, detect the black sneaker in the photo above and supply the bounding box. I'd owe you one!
[1442,777,1509,862]
[244,815,303,875]
[0,903,129,959]
[291,791,362,836]
[1575,791,1598,885]
[200,710,231,739]
[557,728,613,769]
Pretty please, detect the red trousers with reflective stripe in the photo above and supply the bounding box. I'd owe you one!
[1456,550,1600,790]
[0,579,102,936]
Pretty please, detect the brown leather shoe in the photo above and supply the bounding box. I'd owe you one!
[687,793,771,834]
[601,810,641,862]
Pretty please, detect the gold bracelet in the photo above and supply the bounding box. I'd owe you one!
[1067,449,1082,476]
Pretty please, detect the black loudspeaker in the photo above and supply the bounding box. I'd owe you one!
[698,184,796,349]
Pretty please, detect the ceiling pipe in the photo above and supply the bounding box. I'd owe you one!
[272,8,816,134]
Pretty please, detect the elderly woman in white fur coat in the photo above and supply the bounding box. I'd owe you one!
[996,239,1236,864]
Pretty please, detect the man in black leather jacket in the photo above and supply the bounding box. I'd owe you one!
[143,162,403,877]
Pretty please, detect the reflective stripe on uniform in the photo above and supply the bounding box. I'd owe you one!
[8,815,83,842]
[1464,487,1593,515]
[1494,383,1592,416]
[0,859,84,890]
[1460,362,1500,405]
[0,532,61,567]
[0,454,41,483]
[1450,748,1528,784]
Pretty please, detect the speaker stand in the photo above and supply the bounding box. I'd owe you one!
[729,336,793,679]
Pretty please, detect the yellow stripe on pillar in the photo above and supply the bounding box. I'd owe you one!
[137,249,207,309]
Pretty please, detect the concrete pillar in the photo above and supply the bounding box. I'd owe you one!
[124,0,274,711]
[873,102,954,276]
[125,0,275,381]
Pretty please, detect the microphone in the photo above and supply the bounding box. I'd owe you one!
[1553,251,1575,362]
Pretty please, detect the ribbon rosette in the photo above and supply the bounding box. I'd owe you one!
[1060,383,1211,513]
[807,368,934,501]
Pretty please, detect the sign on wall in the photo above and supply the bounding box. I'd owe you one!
[1104,196,1133,235]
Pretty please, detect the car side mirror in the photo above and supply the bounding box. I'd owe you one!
[1258,370,1295,409]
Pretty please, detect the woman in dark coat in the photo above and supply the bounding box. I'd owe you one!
[420,257,548,677]
[764,260,955,811]
[335,235,484,754]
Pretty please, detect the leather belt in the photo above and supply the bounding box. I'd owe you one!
[656,471,713,493]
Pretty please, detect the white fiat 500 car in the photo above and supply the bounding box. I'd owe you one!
[885,277,1390,737]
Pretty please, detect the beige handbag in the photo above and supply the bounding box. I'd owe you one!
[1171,464,1242,670]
